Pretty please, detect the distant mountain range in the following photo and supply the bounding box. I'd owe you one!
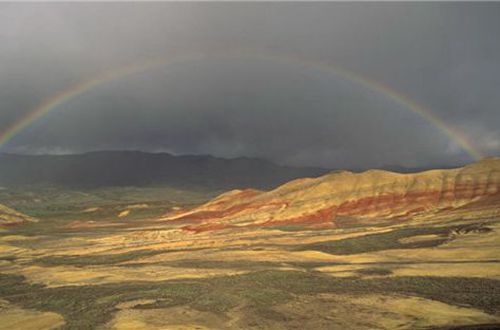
[0,151,329,190]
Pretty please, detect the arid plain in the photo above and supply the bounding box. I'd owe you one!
[1,158,500,329]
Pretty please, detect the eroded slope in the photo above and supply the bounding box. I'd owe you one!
[163,158,500,232]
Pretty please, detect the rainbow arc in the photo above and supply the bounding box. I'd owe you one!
[0,50,482,160]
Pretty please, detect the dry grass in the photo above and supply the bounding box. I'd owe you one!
[0,299,64,330]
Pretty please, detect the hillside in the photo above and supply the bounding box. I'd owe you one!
[0,204,36,226]
[0,151,328,190]
[163,158,500,232]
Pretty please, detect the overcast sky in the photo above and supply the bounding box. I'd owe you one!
[0,2,499,169]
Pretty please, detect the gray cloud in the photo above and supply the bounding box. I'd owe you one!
[1,3,499,169]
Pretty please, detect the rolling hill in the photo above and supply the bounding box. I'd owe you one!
[0,204,37,226]
[163,157,500,232]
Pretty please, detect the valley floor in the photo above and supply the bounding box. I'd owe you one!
[0,187,499,329]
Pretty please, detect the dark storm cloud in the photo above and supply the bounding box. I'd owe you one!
[0,2,499,169]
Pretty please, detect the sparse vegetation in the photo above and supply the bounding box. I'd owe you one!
[1,271,499,329]
[355,267,393,276]
[296,224,491,255]
[33,249,172,267]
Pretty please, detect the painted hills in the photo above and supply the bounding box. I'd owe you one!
[1,158,500,329]
[163,158,500,232]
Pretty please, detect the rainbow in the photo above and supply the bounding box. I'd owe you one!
[0,50,483,160]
